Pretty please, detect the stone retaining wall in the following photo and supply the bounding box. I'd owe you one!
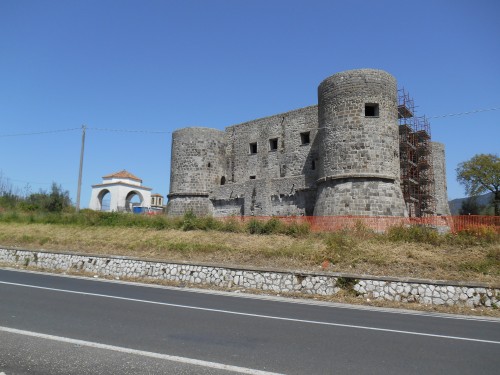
[1,247,498,309]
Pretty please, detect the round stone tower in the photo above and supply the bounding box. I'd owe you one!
[167,127,226,216]
[314,69,407,216]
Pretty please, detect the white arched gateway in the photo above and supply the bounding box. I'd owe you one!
[89,170,153,212]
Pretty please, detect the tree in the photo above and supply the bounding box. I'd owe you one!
[457,154,500,216]
[21,183,72,212]
[459,197,482,215]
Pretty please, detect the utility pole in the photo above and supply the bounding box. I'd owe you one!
[76,124,86,213]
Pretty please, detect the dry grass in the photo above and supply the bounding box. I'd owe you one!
[0,222,498,285]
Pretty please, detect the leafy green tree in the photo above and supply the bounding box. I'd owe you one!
[459,197,482,215]
[46,183,71,212]
[457,154,500,216]
[21,183,72,212]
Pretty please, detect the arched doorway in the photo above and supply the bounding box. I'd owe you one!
[125,190,143,212]
[97,189,111,211]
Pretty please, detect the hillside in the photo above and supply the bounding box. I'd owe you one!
[449,192,494,215]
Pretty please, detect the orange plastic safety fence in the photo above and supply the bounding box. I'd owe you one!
[217,215,500,233]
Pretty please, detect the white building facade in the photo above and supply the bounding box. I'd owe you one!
[89,170,153,212]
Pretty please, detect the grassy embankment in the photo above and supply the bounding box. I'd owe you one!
[0,210,498,285]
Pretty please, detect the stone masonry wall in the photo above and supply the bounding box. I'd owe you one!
[167,69,447,218]
[167,127,226,216]
[317,69,401,180]
[211,175,314,216]
[431,142,451,216]
[314,179,407,216]
[225,106,319,185]
[1,248,498,309]
[315,69,407,216]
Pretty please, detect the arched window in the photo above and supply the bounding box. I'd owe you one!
[220,176,226,185]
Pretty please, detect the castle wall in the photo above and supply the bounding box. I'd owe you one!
[202,106,320,217]
[167,69,447,218]
[211,175,314,217]
[314,69,407,216]
[225,106,319,184]
[431,142,451,216]
[167,127,226,216]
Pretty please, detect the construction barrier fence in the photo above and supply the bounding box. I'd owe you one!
[219,215,500,234]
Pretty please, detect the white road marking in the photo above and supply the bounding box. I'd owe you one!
[1,280,499,345]
[0,326,282,375]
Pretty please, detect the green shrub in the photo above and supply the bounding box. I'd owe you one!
[449,226,499,246]
[283,221,311,237]
[1,211,20,223]
[195,216,223,231]
[262,217,283,234]
[386,225,442,245]
[182,211,197,231]
[326,230,356,254]
[246,218,265,234]
[336,276,358,290]
[221,217,243,233]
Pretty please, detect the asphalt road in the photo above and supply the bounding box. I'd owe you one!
[0,268,499,374]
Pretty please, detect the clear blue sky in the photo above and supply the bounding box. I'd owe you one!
[1,0,499,207]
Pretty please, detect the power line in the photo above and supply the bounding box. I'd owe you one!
[8,178,70,185]
[0,127,80,137]
[1,105,499,137]
[427,106,500,119]
[88,127,172,134]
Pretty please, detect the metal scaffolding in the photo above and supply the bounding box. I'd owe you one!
[398,89,436,217]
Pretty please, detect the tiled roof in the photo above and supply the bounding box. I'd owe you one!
[103,170,142,182]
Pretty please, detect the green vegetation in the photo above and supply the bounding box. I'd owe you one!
[0,209,312,237]
[457,153,500,216]
[0,172,72,214]
[0,210,498,284]
[0,210,498,246]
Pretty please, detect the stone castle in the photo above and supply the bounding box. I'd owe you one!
[166,69,450,217]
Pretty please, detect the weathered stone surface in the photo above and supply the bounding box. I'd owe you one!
[166,69,448,218]
[1,248,497,309]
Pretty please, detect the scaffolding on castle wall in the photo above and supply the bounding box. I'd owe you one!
[398,89,436,217]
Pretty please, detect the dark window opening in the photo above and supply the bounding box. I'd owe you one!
[311,159,316,170]
[300,132,310,145]
[249,175,256,180]
[220,176,226,185]
[249,142,258,154]
[365,103,379,117]
[269,138,278,151]
[207,162,211,168]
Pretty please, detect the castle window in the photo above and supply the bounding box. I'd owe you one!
[311,159,316,170]
[220,176,226,185]
[269,138,278,151]
[300,132,310,145]
[249,175,256,180]
[249,142,258,154]
[207,162,211,168]
[365,103,379,117]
